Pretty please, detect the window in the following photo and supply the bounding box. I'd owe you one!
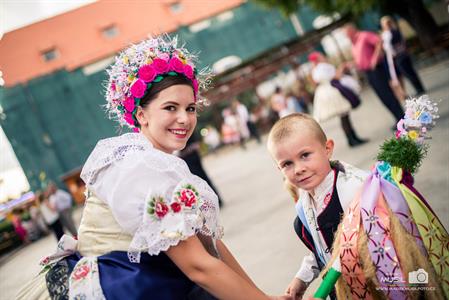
[216,11,234,22]
[170,2,183,13]
[102,25,119,39]
[189,20,211,33]
[41,48,59,62]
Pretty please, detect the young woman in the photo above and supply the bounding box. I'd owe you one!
[17,36,289,300]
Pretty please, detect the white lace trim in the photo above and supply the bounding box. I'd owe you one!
[128,177,223,263]
[80,133,223,263]
[81,133,151,186]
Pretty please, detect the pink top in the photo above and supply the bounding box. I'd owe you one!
[351,31,381,71]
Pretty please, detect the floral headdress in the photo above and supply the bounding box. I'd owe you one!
[105,35,210,131]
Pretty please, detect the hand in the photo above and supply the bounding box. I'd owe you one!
[391,78,400,87]
[370,58,378,70]
[285,278,307,300]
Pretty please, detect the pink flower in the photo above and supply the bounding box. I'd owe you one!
[138,65,157,82]
[72,265,90,281]
[152,58,169,74]
[158,53,170,61]
[130,79,147,98]
[183,64,194,79]
[169,57,185,73]
[124,112,134,125]
[170,202,182,213]
[192,79,199,96]
[123,97,135,112]
[179,189,197,207]
[155,201,169,218]
[395,130,401,139]
[133,127,140,133]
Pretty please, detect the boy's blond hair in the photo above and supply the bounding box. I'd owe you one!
[267,113,327,149]
[267,113,328,202]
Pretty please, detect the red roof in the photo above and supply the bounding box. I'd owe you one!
[0,0,243,87]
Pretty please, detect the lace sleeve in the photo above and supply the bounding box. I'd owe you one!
[80,133,223,263]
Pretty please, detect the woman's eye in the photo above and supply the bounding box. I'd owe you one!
[164,106,176,111]
[187,106,196,113]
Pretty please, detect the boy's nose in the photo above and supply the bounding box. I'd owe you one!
[294,163,305,175]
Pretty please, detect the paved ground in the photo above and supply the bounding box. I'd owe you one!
[0,60,448,299]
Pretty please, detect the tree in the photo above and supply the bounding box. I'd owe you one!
[252,0,441,48]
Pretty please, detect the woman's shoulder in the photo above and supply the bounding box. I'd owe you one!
[81,133,190,186]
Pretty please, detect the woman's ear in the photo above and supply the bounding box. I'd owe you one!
[135,106,147,127]
[325,139,334,159]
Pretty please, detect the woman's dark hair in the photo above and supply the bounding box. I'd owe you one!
[140,75,194,108]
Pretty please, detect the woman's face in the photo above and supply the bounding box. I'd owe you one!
[137,84,197,153]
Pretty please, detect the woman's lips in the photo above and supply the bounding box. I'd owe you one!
[169,129,188,138]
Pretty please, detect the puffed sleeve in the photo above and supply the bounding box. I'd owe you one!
[89,148,222,263]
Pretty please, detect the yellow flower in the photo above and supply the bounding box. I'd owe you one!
[127,74,135,83]
[408,130,418,140]
[123,56,129,64]
[415,111,420,118]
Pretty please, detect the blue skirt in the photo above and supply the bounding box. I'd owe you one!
[64,251,216,300]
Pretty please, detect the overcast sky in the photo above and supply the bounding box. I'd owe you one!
[1,0,95,35]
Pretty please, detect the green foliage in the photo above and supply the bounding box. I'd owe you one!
[377,137,428,174]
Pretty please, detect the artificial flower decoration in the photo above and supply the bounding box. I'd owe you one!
[105,35,210,131]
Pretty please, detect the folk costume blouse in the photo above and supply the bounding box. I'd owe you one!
[17,133,223,300]
[294,162,367,284]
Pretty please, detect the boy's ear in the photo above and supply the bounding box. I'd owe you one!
[135,106,147,127]
[325,139,334,158]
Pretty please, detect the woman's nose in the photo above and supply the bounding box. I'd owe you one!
[176,110,189,124]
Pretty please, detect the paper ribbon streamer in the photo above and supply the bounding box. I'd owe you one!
[392,167,449,299]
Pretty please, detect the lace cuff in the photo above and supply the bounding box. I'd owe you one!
[128,180,221,263]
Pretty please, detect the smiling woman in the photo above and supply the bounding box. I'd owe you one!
[17,35,288,300]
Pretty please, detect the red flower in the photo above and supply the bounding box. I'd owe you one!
[72,264,90,281]
[123,97,135,112]
[170,202,182,213]
[124,112,134,125]
[130,79,147,98]
[155,201,169,218]
[183,64,194,79]
[152,58,169,74]
[169,57,185,73]
[138,65,157,82]
[179,189,197,207]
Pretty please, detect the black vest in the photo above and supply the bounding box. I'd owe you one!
[293,168,344,271]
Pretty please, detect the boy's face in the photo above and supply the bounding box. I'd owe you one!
[270,130,334,195]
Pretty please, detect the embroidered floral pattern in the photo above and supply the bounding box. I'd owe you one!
[147,184,201,219]
[72,262,91,281]
[175,184,199,208]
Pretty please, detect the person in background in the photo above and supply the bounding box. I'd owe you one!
[232,99,261,144]
[11,208,29,244]
[179,132,224,207]
[271,87,295,119]
[380,16,425,99]
[47,182,77,236]
[38,192,64,241]
[345,23,404,124]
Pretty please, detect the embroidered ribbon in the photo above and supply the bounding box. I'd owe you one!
[339,189,372,299]
[360,172,407,299]
[392,166,449,298]
[40,234,78,267]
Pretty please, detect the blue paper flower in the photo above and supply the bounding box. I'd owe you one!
[419,112,432,124]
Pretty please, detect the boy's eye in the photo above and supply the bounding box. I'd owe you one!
[301,152,310,159]
[281,161,292,168]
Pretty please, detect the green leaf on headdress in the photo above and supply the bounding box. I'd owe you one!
[168,72,177,76]
[145,83,152,91]
[153,76,164,83]
[135,98,141,106]
[377,137,428,174]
